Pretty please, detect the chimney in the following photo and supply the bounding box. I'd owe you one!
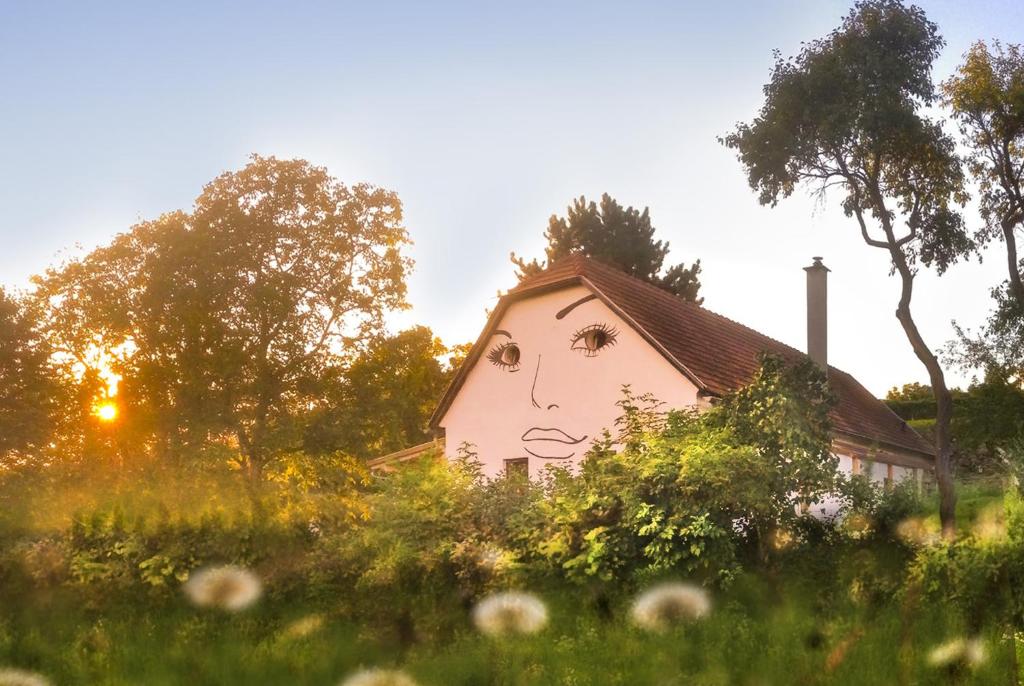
[804,257,829,371]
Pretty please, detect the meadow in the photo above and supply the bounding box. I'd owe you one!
[0,561,1012,686]
[0,442,1020,686]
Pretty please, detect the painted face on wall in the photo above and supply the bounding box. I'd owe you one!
[485,292,618,461]
[444,284,700,479]
[440,285,700,477]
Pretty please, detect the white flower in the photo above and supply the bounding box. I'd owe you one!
[471,591,548,636]
[339,668,419,686]
[183,565,262,611]
[630,582,711,631]
[0,668,52,686]
[927,637,987,669]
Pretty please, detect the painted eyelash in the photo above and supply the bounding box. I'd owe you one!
[570,322,619,342]
[570,323,619,355]
[487,341,521,369]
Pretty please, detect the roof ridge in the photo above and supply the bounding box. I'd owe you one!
[435,253,934,457]
[575,255,871,379]
[579,259,802,355]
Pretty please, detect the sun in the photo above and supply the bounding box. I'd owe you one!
[95,401,118,422]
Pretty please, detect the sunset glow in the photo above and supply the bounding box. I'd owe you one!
[95,401,118,422]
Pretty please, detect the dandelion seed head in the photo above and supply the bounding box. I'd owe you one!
[282,614,325,639]
[183,565,262,611]
[630,582,711,632]
[965,638,987,665]
[339,668,419,686]
[0,668,52,686]
[472,591,548,636]
[927,637,987,669]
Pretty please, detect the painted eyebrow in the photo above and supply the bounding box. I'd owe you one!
[492,329,512,338]
[555,294,598,320]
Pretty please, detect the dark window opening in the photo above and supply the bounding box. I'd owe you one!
[505,458,528,479]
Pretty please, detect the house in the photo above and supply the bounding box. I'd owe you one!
[373,255,935,497]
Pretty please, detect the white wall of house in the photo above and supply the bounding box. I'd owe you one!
[439,285,702,478]
[805,453,920,518]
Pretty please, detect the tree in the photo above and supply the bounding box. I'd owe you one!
[943,42,1024,387]
[0,289,58,463]
[949,294,1024,382]
[944,41,1024,311]
[885,382,934,402]
[512,194,703,303]
[304,326,454,459]
[35,155,412,481]
[884,377,1022,477]
[702,353,838,546]
[953,373,1024,476]
[722,0,972,537]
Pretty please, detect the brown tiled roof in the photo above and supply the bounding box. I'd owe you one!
[435,254,934,459]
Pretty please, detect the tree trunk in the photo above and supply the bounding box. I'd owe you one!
[236,427,264,485]
[1002,219,1024,310]
[890,249,957,539]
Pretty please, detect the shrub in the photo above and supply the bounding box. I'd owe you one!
[837,474,927,541]
[531,354,838,587]
[907,491,1024,632]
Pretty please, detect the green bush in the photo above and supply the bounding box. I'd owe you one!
[907,491,1024,632]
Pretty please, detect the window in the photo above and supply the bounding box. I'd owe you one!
[504,458,528,479]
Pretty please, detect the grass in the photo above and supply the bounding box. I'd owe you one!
[0,475,1015,685]
[0,560,1015,686]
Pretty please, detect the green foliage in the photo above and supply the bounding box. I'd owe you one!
[263,450,371,527]
[32,155,412,479]
[886,382,934,403]
[883,377,1024,478]
[10,506,308,598]
[335,454,481,592]
[950,288,1024,384]
[722,0,970,274]
[954,374,1024,476]
[0,289,59,464]
[908,491,1024,631]
[303,326,454,460]
[0,379,1021,684]
[944,41,1024,324]
[511,193,703,302]
[532,413,739,587]
[706,354,838,525]
[533,355,838,583]
[838,473,927,541]
[887,380,1024,476]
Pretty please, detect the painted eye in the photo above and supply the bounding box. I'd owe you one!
[571,324,618,357]
[487,342,521,370]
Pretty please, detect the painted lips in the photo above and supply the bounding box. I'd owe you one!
[521,427,587,444]
[521,427,588,460]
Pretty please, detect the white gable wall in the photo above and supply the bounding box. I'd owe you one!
[439,285,702,478]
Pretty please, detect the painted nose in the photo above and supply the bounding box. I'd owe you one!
[530,354,559,410]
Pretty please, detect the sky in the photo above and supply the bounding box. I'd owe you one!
[1,0,1022,397]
